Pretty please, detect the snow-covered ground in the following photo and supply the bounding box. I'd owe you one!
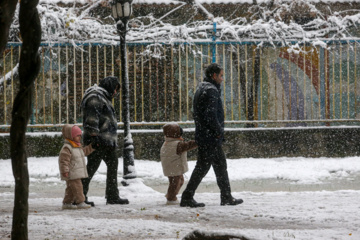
[1,156,360,239]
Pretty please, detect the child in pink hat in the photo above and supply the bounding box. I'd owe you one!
[58,124,95,209]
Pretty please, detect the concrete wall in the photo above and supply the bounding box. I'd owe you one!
[1,127,360,160]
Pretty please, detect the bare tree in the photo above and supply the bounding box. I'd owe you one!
[0,0,17,54]
[3,0,41,239]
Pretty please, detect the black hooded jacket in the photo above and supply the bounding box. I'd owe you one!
[193,76,224,147]
[81,77,120,149]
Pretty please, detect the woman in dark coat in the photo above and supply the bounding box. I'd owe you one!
[81,76,129,206]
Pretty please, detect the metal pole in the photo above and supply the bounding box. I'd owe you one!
[212,22,216,63]
[3,51,6,124]
[118,19,136,180]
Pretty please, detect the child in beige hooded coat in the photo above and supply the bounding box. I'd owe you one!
[160,123,197,205]
[58,124,95,209]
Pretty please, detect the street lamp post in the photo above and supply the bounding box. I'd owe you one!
[111,0,136,181]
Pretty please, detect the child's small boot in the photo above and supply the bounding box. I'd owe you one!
[166,199,179,205]
[62,203,77,210]
[77,202,91,209]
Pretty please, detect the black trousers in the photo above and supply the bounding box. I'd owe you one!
[182,145,232,200]
[82,148,120,201]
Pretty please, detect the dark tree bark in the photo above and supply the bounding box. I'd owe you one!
[0,0,18,54]
[183,230,250,240]
[246,47,260,128]
[10,0,41,239]
[253,47,261,120]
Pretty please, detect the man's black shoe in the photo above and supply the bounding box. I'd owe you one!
[84,197,95,207]
[221,197,243,206]
[106,197,129,205]
[180,199,205,208]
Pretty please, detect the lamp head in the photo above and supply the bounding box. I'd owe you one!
[111,0,133,22]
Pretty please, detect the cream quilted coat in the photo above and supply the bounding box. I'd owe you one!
[58,124,94,180]
[160,123,197,177]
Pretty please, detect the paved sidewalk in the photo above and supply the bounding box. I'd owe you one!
[1,157,360,239]
[1,178,360,240]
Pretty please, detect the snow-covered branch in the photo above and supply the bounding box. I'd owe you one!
[7,0,360,48]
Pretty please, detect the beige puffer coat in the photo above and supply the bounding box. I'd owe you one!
[160,123,197,177]
[58,124,94,180]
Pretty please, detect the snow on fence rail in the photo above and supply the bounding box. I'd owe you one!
[1,40,360,130]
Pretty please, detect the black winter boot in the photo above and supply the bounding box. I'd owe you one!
[180,198,205,208]
[84,197,95,207]
[106,197,129,205]
[220,197,243,206]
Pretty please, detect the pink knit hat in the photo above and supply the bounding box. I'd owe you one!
[71,125,82,140]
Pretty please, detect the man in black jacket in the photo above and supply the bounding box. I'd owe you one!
[180,63,243,208]
[81,76,129,206]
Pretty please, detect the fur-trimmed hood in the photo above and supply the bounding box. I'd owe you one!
[62,124,75,141]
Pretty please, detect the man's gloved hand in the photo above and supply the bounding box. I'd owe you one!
[91,136,102,149]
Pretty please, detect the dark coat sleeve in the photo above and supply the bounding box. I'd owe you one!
[83,95,102,136]
[202,88,223,137]
[176,140,198,155]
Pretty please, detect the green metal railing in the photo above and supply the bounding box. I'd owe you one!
[1,40,360,130]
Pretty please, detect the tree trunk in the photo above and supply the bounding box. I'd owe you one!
[10,0,41,239]
[0,0,18,54]
[247,47,260,127]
